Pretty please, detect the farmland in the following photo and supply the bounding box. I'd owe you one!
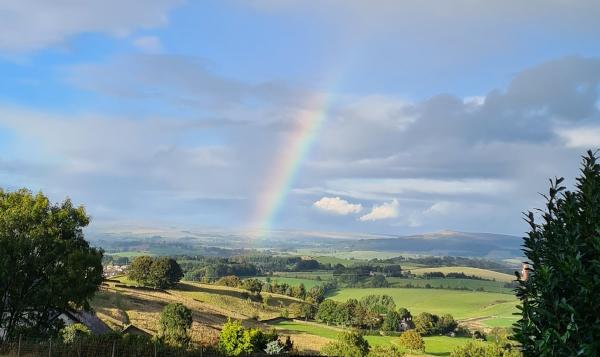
[328,288,518,328]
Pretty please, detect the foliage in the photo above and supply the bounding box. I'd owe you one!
[367,345,405,357]
[437,314,458,334]
[60,323,91,344]
[359,294,396,314]
[218,319,279,356]
[381,311,402,333]
[241,278,263,294]
[264,340,286,355]
[514,151,600,356]
[158,303,193,347]
[398,330,425,352]
[413,312,437,335]
[321,330,370,357]
[450,341,521,357]
[127,256,183,289]
[0,189,103,339]
[216,275,242,287]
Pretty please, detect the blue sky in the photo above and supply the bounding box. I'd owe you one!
[1,1,600,236]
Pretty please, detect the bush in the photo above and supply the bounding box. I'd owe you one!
[450,341,521,357]
[218,319,278,356]
[368,345,405,357]
[515,151,600,356]
[60,323,91,344]
[158,303,193,347]
[321,331,370,357]
[398,330,424,353]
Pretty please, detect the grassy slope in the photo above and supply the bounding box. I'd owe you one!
[409,267,515,283]
[256,276,323,289]
[328,288,517,328]
[269,320,484,356]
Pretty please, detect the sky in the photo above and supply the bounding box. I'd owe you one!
[1,0,600,236]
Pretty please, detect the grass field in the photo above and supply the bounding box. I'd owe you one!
[409,267,515,283]
[386,277,512,294]
[328,288,518,328]
[269,320,486,356]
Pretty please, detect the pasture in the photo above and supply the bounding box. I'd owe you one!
[409,266,515,283]
[328,288,518,328]
[269,320,487,356]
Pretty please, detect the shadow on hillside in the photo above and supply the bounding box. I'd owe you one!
[177,282,262,302]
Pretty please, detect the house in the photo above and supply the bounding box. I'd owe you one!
[399,315,414,331]
[121,324,151,337]
[58,309,112,335]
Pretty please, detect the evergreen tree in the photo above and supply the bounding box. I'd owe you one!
[515,151,600,356]
[158,303,192,347]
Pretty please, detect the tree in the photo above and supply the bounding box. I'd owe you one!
[0,189,103,339]
[128,256,154,286]
[306,286,325,304]
[218,319,278,356]
[321,331,370,357]
[359,294,396,314]
[450,341,520,357]
[241,278,263,294]
[219,319,253,356]
[316,299,339,325]
[413,312,437,336]
[128,256,183,288]
[436,314,457,334]
[216,275,242,287]
[158,303,193,347]
[381,311,401,333]
[151,257,184,289]
[514,151,600,356]
[398,330,425,353]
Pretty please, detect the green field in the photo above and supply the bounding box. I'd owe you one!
[270,320,486,356]
[386,277,512,294]
[409,267,515,283]
[328,288,518,327]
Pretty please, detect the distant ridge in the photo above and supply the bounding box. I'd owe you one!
[348,230,522,259]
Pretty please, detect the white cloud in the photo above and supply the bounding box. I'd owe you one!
[424,201,462,215]
[313,196,362,215]
[359,199,399,221]
[0,0,180,53]
[325,178,514,200]
[556,126,600,148]
[133,36,163,53]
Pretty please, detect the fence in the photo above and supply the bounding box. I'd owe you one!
[0,336,308,357]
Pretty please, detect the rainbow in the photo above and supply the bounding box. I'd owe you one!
[250,91,332,239]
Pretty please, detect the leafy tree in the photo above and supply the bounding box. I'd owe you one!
[321,331,370,357]
[306,286,325,304]
[398,330,425,353]
[158,303,193,347]
[218,319,278,356]
[436,314,457,334]
[128,256,183,288]
[0,189,103,339]
[450,341,520,357]
[128,256,154,286]
[316,299,339,325]
[216,275,242,287]
[359,294,396,314]
[151,257,184,289]
[59,323,91,344]
[413,312,437,336]
[299,303,316,320]
[397,307,411,319]
[241,278,263,294]
[381,311,401,333]
[514,151,600,356]
[218,319,252,356]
